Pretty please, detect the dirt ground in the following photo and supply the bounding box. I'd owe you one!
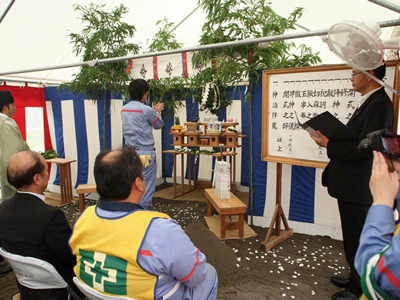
[0,184,348,300]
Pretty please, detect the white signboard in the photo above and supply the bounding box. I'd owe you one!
[262,65,396,167]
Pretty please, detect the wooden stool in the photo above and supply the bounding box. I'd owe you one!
[45,158,76,204]
[76,184,97,213]
[204,188,247,238]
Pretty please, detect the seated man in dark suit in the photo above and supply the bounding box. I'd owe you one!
[0,150,80,299]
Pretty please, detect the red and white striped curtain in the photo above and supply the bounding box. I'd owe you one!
[0,83,53,153]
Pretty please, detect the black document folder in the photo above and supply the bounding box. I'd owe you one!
[295,111,357,141]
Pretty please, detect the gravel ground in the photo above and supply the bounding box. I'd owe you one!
[0,185,348,300]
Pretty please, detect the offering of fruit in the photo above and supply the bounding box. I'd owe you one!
[171,125,185,132]
[227,126,238,132]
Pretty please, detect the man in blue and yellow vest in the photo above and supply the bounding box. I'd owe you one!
[69,147,218,300]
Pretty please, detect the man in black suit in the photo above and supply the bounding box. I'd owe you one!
[0,150,79,299]
[310,63,394,300]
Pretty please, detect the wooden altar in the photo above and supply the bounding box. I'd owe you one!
[163,122,246,198]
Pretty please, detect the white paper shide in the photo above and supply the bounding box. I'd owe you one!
[214,161,231,199]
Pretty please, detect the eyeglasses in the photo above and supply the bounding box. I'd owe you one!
[351,71,363,78]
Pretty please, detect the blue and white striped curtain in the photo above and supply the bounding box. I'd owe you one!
[44,81,341,239]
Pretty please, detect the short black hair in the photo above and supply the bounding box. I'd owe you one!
[371,62,386,80]
[0,90,14,113]
[8,151,45,189]
[129,79,149,101]
[94,147,144,201]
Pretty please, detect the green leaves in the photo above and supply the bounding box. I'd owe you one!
[59,1,321,120]
[174,147,218,158]
[193,0,321,96]
[148,77,189,118]
[146,18,187,117]
[39,148,59,159]
[60,3,140,150]
[60,3,140,100]
[146,17,183,53]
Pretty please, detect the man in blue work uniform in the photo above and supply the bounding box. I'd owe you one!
[69,148,218,299]
[355,151,400,299]
[121,79,164,209]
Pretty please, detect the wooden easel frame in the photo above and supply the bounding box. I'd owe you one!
[261,163,293,251]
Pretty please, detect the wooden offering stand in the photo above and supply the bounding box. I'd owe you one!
[170,122,244,147]
[182,122,243,145]
[166,121,246,197]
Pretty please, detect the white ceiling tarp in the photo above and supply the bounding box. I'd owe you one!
[0,0,399,84]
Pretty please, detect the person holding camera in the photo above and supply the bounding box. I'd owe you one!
[310,63,394,300]
[355,151,400,299]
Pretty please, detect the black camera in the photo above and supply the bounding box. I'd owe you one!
[358,128,400,161]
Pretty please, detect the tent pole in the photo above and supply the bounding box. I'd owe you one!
[168,4,201,34]
[1,19,400,77]
[0,77,61,86]
[0,0,15,24]
[368,0,400,13]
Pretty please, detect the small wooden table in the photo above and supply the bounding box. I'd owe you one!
[162,150,196,198]
[76,183,97,213]
[46,158,76,204]
[204,188,247,238]
[163,147,239,198]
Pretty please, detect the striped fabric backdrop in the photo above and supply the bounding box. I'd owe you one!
[0,79,343,239]
[42,82,342,239]
[6,55,398,241]
[45,87,125,199]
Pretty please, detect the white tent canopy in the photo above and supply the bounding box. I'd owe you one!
[0,0,399,240]
[0,0,399,84]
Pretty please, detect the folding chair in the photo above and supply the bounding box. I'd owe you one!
[73,277,136,300]
[0,247,81,300]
